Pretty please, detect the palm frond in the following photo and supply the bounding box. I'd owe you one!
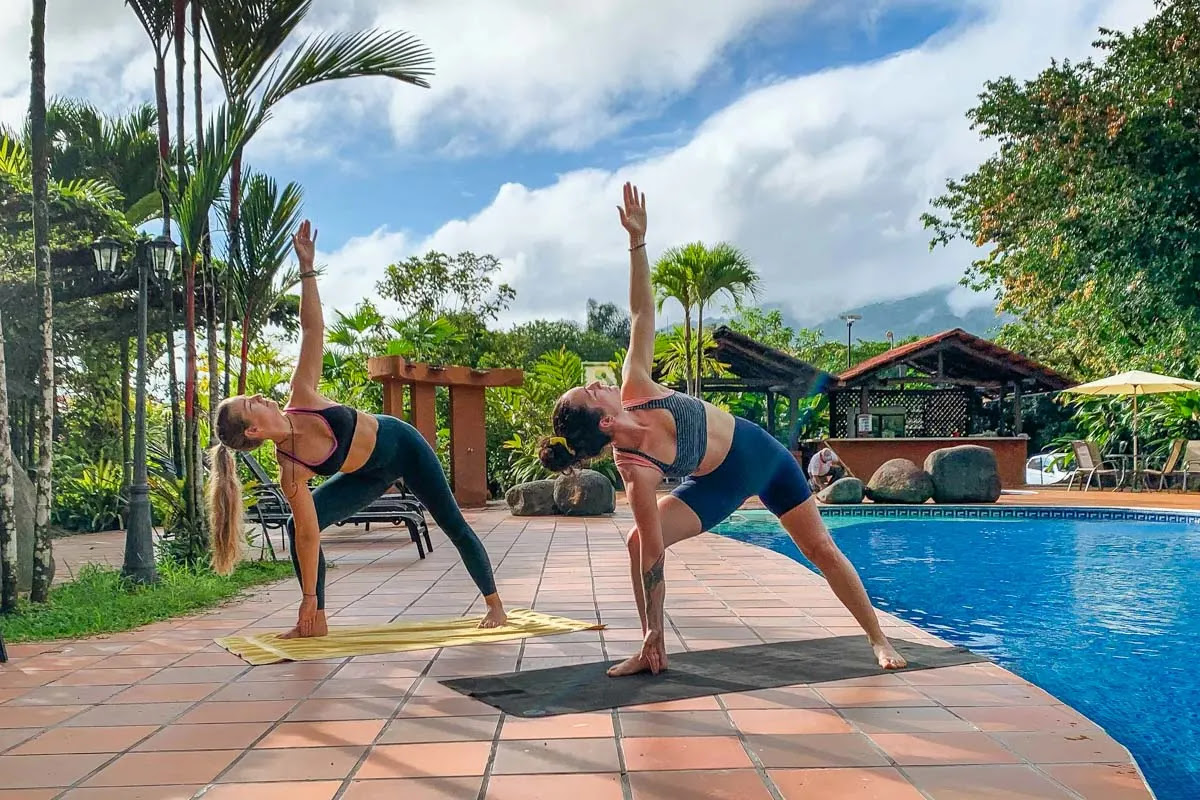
[125,189,164,226]
[56,178,123,207]
[0,134,31,186]
[257,29,434,109]
[124,0,175,53]
[167,100,253,256]
[203,0,312,97]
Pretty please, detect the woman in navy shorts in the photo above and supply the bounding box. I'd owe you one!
[538,183,906,677]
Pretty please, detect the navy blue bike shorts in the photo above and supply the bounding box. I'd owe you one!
[671,416,812,532]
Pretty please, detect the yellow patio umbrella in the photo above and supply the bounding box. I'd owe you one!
[1060,370,1200,471]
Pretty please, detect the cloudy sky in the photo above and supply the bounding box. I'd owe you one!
[0,0,1155,329]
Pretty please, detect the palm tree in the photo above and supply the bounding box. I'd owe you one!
[125,0,184,477]
[690,242,758,395]
[201,0,435,397]
[227,171,303,393]
[29,0,55,602]
[650,258,696,394]
[168,100,249,535]
[42,100,161,224]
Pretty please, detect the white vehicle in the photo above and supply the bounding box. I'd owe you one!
[1025,451,1073,486]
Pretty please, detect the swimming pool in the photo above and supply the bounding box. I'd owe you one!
[714,507,1200,800]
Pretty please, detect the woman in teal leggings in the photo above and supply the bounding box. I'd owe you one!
[206,220,507,639]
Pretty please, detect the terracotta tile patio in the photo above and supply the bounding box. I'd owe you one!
[5,498,1165,798]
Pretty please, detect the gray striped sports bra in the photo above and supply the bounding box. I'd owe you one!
[614,391,708,478]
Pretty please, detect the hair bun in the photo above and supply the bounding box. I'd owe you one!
[537,436,577,472]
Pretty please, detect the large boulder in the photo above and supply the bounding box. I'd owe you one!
[553,469,616,516]
[866,458,934,504]
[817,477,864,505]
[505,480,558,516]
[924,445,1002,504]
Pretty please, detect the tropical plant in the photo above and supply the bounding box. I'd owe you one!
[53,456,126,533]
[225,170,303,393]
[493,349,620,489]
[650,257,695,393]
[688,243,758,394]
[652,242,758,395]
[922,0,1200,379]
[201,0,435,396]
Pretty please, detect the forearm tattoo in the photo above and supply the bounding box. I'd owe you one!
[642,553,665,595]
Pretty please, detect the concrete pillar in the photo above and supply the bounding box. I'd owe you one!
[449,385,488,507]
[409,382,438,448]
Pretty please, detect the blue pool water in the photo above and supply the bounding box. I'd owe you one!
[714,510,1200,800]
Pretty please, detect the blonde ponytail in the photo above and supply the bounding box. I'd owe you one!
[206,443,244,575]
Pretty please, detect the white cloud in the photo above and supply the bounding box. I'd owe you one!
[316,225,410,316]
[360,0,811,153]
[318,0,1155,329]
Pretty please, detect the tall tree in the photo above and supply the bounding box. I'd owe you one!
[125,0,183,476]
[202,0,437,394]
[689,242,758,395]
[923,0,1200,379]
[29,0,55,601]
[193,0,222,437]
[0,303,15,613]
[649,258,695,394]
[651,243,758,394]
[228,171,303,393]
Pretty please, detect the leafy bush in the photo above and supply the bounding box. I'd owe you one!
[490,348,621,491]
[52,454,125,532]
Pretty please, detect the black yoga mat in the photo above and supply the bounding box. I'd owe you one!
[440,636,988,717]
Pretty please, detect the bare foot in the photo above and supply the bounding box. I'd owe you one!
[278,613,328,639]
[606,653,652,677]
[478,605,508,629]
[873,639,906,669]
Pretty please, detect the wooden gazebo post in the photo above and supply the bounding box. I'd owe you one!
[368,357,523,508]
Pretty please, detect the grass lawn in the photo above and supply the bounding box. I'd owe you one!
[0,559,295,643]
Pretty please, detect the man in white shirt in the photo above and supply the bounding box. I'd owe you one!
[808,446,844,491]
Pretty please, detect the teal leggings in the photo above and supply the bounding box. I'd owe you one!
[285,414,497,609]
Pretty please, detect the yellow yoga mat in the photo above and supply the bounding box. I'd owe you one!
[215,608,605,666]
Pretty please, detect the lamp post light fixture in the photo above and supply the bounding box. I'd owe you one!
[839,313,862,369]
[90,235,176,584]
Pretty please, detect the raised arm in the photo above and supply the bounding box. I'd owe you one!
[290,220,323,397]
[617,183,657,392]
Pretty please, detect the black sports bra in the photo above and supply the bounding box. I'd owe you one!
[276,405,359,476]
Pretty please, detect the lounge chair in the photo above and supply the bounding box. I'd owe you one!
[1180,440,1200,492]
[1066,440,1122,491]
[238,452,433,558]
[1141,439,1187,491]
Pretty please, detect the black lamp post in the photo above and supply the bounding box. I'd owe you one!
[91,234,176,584]
[839,313,862,369]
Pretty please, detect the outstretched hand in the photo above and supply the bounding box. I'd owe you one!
[617,181,646,240]
[292,219,317,265]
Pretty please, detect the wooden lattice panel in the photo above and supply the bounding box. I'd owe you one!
[830,389,971,437]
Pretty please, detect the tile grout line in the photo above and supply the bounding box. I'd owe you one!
[476,515,551,800]
[592,520,635,800]
[700,552,787,800]
[326,516,526,797]
[44,651,267,798]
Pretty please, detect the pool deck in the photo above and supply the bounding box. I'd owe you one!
[3,495,1171,799]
